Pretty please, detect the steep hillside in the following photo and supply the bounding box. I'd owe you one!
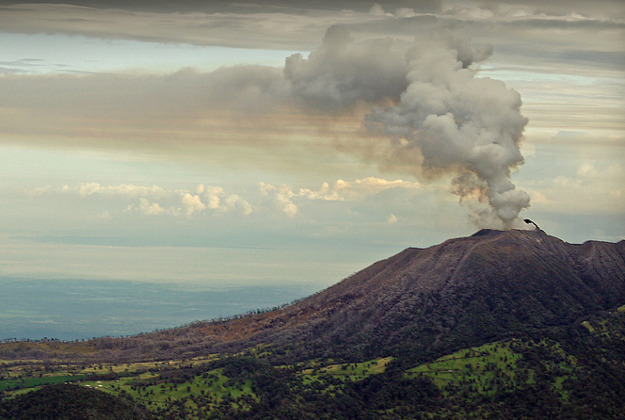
[91,229,623,363]
[1,229,623,364]
[250,229,625,361]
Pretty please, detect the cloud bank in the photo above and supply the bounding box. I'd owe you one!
[29,177,422,222]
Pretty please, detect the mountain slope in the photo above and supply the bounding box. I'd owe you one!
[120,229,623,362]
[2,229,622,364]
[1,229,624,419]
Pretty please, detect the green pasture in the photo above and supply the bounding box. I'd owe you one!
[0,374,83,391]
[406,339,578,398]
[407,341,523,393]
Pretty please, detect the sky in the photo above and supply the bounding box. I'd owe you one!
[0,0,623,290]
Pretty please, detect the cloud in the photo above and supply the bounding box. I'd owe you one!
[577,162,623,179]
[0,1,425,50]
[72,182,167,198]
[526,158,625,214]
[259,177,423,217]
[4,4,623,231]
[224,194,254,216]
[39,182,253,218]
[298,177,422,201]
[30,178,419,220]
[25,185,53,196]
[2,0,620,51]
[181,193,206,216]
[137,197,166,216]
[473,0,625,22]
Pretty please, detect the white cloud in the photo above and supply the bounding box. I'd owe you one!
[223,194,254,216]
[259,177,423,218]
[259,182,278,196]
[181,193,207,216]
[32,182,257,218]
[298,177,423,201]
[528,159,625,214]
[25,185,53,196]
[369,4,387,17]
[138,197,166,216]
[274,185,299,217]
[71,182,167,198]
[577,162,622,179]
[27,178,419,220]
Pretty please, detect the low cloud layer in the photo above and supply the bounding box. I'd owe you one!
[49,182,253,218]
[28,177,423,222]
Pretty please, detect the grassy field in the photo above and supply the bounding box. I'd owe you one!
[406,341,521,393]
[0,339,575,412]
[299,357,393,382]
[406,339,577,397]
[0,351,397,418]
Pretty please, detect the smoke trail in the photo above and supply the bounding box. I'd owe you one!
[283,27,531,228]
[363,37,530,228]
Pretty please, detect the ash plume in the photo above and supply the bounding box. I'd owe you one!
[283,27,531,228]
[363,37,530,228]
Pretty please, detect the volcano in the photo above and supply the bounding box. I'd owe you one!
[105,229,624,363]
[2,229,625,419]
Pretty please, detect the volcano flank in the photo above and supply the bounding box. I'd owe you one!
[86,229,624,363]
[2,229,625,419]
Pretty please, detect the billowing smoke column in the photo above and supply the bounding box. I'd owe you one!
[363,37,531,228]
[280,26,530,229]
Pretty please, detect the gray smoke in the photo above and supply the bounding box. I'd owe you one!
[282,27,530,228]
[282,25,408,110]
[363,37,530,228]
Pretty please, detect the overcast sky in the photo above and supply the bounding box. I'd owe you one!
[0,0,623,288]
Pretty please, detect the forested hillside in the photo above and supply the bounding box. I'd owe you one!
[2,306,624,418]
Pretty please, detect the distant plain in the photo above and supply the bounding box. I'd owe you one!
[0,278,315,341]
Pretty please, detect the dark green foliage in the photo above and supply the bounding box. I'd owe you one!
[1,313,624,420]
[0,384,155,420]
